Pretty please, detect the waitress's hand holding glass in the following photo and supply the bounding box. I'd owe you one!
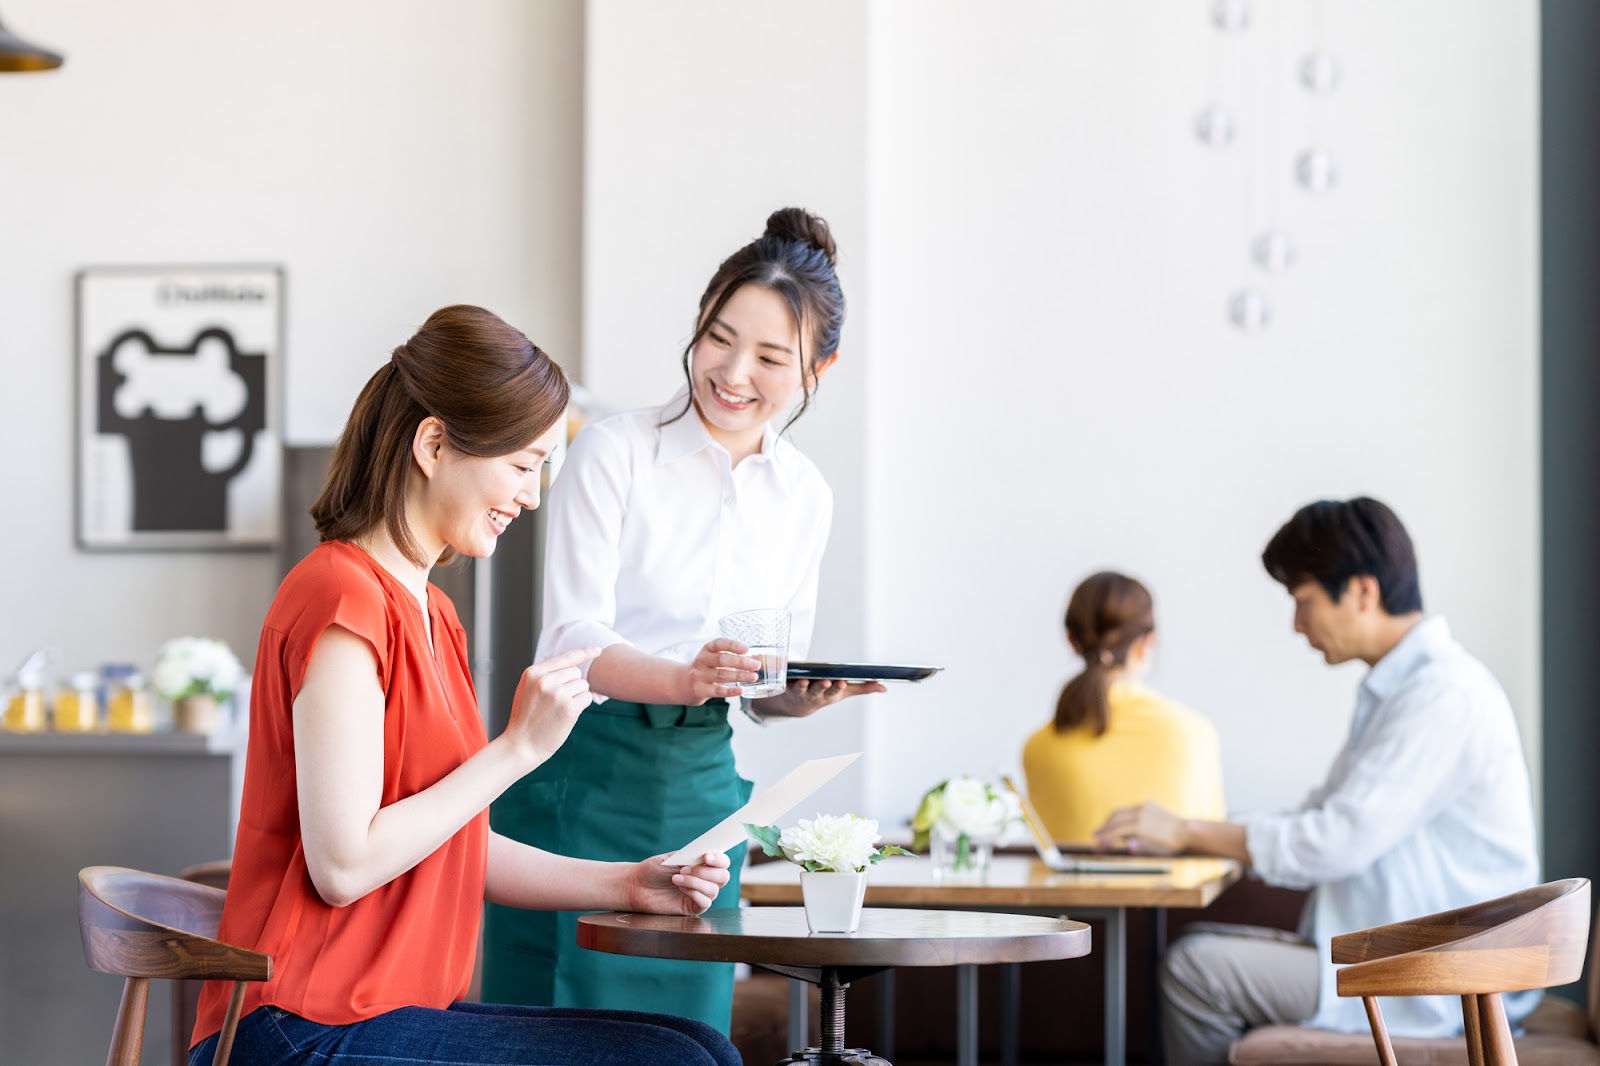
[716,609,791,697]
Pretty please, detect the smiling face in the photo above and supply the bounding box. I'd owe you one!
[689,283,810,457]
[422,417,564,561]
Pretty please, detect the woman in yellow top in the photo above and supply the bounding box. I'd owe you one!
[1022,571,1226,845]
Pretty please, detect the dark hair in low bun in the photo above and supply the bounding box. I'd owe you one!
[666,206,845,434]
[1054,572,1156,737]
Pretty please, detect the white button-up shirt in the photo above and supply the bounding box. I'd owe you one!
[537,396,832,701]
[1240,616,1540,1035]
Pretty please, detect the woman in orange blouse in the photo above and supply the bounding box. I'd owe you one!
[190,306,738,1066]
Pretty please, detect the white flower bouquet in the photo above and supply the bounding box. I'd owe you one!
[745,813,912,873]
[911,775,1024,853]
[152,636,244,703]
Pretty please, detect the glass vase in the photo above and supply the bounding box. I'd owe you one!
[931,825,993,882]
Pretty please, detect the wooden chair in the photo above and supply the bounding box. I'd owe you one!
[1335,879,1590,1066]
[78,865,270,1066]
[171,860,235,1066]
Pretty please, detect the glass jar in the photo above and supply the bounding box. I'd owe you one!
[107,672,154,734]
[2,676,47,732]
[53,672,102,732]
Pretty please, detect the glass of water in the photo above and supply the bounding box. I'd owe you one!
[717,609,790,699]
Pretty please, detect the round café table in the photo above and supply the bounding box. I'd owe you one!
[578,907,1092,1065]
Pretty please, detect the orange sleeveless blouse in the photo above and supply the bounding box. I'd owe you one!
[193,541,488,1044]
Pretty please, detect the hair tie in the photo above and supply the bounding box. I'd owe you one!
[1098,649,1113,667]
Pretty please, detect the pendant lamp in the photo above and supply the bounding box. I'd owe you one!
[0,9,63,71]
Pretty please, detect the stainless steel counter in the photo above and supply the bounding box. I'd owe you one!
[0,727,242,1066]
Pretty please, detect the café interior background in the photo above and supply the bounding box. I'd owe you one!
[0,1,1538,823]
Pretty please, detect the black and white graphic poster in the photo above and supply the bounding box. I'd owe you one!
[76,265,283,550]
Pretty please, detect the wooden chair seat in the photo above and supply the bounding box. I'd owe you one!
[78,865,271,1066]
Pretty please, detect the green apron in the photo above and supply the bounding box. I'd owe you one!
[482,698,752,1032]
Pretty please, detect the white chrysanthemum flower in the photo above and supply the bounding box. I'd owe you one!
[936,775,1015,841]
[778,813,883,873]
[152,636,244,701]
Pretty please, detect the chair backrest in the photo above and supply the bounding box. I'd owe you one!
[171,861,235,1066]
[1334,878,1591,1066]
[79,866,270,1066]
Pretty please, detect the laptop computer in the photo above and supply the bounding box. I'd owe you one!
[1001,775,1174,875]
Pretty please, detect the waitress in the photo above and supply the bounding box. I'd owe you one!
[483,208,883,1031]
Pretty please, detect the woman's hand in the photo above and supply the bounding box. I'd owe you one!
[749,678,887,720]
[626,852,733,916]
[504,647,602,765]
[680,638,760,706]
[1093,801,1186,856]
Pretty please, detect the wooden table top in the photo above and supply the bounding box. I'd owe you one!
[577,907,1092,968]
[740,855,1241,910]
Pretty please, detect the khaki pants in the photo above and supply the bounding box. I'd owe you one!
[1160,925,1320,1066]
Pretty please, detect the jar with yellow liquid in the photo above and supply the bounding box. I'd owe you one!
[54,672,102,732]
[3,676,47,732]
[107,672,154,734]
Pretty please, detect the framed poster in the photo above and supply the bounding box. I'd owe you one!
[76,264,283,550]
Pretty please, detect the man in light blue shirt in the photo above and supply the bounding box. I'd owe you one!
[1096,497,1539,1066]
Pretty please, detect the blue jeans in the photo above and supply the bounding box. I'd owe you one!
[189,1002,741,1066]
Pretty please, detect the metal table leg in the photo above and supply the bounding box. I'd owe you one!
[874,970,896,1062]
[1105,908,1127,1066]
[789,977,809,1052]
[1001,963,1020,1066]
[1149,908,1168,1066]
[957,964,979,1066]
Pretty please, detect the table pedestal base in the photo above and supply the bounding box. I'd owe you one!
[777,1049,891,1066]
[759,964,894,1066]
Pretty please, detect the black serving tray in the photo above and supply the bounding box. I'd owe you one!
[785,662,943,683]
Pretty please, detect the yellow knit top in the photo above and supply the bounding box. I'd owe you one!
[1021,679,1226,845]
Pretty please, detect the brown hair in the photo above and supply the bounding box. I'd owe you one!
[1054,572,1156,736]
[665,206,845,435]
[310,305,569,567]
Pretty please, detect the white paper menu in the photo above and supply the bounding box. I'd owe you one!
[660,752,862,866]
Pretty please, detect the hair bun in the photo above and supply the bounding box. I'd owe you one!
[764,207,837,265]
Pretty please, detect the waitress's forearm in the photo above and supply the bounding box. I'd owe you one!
[586,644,689,704]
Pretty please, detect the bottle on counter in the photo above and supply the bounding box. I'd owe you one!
[53,671,102,732]
[107,671,154,734]
[2,674,47,732]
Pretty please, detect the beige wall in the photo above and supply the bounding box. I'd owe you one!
[0,0,582,677]
[582,0,1540,824]
[0,0,1540,831]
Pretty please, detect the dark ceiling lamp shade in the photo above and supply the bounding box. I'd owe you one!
[0,10,63,72]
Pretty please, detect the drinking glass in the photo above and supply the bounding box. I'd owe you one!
[717,609,790,699]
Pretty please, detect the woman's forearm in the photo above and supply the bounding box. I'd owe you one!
[302,734,539,907]
[484,831,634,911]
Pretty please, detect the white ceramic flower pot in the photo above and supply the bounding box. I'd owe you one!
[800,870,867,933]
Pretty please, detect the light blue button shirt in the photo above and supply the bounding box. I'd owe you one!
[1240,616,1540,1035]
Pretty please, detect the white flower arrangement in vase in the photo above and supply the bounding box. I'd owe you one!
[746,814,911,933]
[152,636,244,734]
[911,775,1024,880]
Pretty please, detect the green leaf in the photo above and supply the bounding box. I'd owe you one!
[743,822,786,859]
